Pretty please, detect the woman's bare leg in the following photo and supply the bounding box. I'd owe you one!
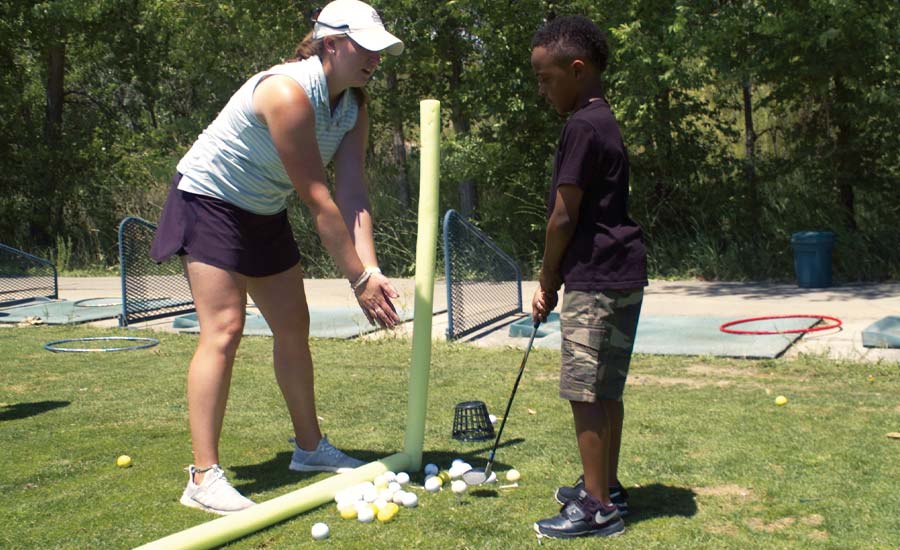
[246,264,322,451]
[183,257,247,482]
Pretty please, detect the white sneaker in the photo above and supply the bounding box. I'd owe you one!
[179,464,255,515]
[289,436,365,473]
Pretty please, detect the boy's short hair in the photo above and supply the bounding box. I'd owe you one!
[531,15,609,73]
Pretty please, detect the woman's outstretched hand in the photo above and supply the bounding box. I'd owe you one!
[355,272,400,328]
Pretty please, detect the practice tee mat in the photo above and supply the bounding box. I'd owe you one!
[517,315,817,359]
[173,307,415,339]
[862,316,900,349]
[0,298,123,325]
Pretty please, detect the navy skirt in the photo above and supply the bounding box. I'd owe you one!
[150,173,301,277]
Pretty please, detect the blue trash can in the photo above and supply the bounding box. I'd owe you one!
[790,231,835,288]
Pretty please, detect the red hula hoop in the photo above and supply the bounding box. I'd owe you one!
[719,314,842,335]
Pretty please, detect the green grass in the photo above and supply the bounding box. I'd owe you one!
[1,325,899,549]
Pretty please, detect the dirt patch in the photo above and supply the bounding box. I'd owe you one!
[695,485,753,498]
[685,364,763,378]
[745,517,796,532]
[704,522,739,537]
[801,514,824,526]
[628,374,732,389]
[807,529,829,541]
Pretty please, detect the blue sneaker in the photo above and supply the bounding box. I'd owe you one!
[534,489,625,539]
[554,475,629,516]
[288,436,365,473]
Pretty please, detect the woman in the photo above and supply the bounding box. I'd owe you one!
[150,0,403,515]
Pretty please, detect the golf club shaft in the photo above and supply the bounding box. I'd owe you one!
[485,321,540,469]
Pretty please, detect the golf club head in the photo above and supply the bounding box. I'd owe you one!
[461,467,497,486]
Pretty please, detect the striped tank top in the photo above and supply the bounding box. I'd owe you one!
[175,55,358,215]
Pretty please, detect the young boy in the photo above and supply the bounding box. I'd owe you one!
[529,15,647,539]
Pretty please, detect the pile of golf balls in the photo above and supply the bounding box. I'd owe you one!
[333,471,417,526]
[319,461,524,539]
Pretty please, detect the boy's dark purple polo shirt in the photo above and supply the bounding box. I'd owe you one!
[547,99,647,291]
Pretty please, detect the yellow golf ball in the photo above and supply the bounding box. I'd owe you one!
[339,507,357,520]
[774,395,788,406]
[377,502,400,523]
[437,471,451,485]
[116,455,132,468]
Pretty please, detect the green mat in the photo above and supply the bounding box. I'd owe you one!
[0,298,122,325]
[173,306,415,339]
[518,315,817,359]
[862,316,900,348]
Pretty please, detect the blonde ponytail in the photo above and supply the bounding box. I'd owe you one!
[293,31,324,61]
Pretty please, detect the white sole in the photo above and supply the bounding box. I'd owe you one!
[288,461,357,473]
[179,494,252,515]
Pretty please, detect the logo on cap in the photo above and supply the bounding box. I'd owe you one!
[371,11,383,25]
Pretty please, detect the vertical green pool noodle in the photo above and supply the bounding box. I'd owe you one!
[134,101,441,549]
[403,99,441,471]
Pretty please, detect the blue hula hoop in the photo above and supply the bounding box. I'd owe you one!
[43,336,160,353]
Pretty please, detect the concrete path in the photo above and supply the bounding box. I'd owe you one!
[49,277,900,363]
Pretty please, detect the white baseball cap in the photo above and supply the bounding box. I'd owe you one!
[313,0,404,56]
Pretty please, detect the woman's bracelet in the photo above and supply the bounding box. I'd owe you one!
[351,266,381,291]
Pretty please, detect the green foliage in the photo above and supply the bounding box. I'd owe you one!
[1,0,898,280]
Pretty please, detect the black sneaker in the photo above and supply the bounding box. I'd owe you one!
[554,475,630,516]
[534,489,625,539]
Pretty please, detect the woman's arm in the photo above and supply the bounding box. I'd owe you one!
[332,102,400,322]
[252,76,397,326]
[332,103,378,268]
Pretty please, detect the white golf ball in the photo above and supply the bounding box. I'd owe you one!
[451,480,467,494]
[424,463,439,476]
[424,476,442,492]
[392,490,406,504]
[449,463,472,479]
[451,458,464,467]
[383,471,397,483]
[396,472,410,485]
[374,475,389,489]
[357,506,375,523]
[362,487,378,502]
[310,522,330,540]
[388,481,402,494]
[506,469,521,482]
[402,491,418,508]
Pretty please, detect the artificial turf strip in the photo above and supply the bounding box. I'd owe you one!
[1,325,899,549]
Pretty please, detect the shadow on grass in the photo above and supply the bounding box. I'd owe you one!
[0,400,69,421]
[228,439,527,496]
[627,483,697,523]
[423,437,525,474]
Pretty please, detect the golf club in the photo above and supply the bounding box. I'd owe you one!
[463,320,541,485]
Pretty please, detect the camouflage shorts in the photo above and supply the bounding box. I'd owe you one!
[559,288,643,402]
